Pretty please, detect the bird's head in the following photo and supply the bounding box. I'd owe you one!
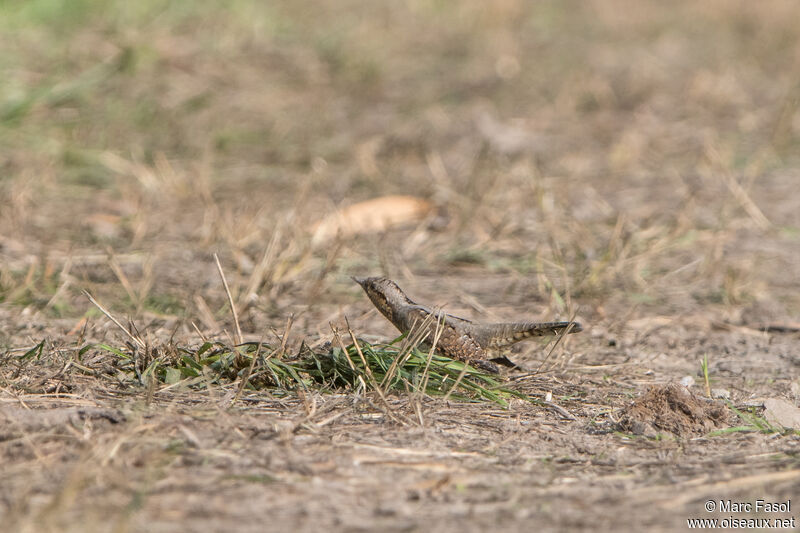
[352,276,413,320]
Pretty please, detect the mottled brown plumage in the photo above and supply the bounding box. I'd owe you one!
[353,276,582,373]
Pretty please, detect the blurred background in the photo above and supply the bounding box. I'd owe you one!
[2,0,799,339]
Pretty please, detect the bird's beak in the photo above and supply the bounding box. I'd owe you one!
[351,276,366,286]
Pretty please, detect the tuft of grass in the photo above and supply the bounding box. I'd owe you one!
[93,336,528,407]
[95,340,301,391]
[700,353,711,398]
[302,338,527,407]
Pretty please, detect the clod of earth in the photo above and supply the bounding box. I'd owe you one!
[617,383,730,437]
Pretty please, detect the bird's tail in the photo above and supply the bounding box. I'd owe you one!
[481,321,582,349]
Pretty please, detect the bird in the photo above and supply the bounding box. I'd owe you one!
[352,276,582,373]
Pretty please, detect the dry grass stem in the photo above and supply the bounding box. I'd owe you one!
[215,253,243,345]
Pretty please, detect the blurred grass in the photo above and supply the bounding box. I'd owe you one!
[1,0,799,318]
[88,337,527,407]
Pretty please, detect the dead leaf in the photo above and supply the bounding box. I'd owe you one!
[311,195,434,246]
[66,317,89,336]
[84,213,122,239]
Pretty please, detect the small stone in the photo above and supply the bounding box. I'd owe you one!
[763,398,800,430]
[711,389,730,400]
[680,376,695,388]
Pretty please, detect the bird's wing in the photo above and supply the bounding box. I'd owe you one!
[408,304,474,326]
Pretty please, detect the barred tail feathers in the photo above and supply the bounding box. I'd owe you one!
[479,321,582,349]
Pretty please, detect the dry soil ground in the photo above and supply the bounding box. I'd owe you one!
[2,1,800,532]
